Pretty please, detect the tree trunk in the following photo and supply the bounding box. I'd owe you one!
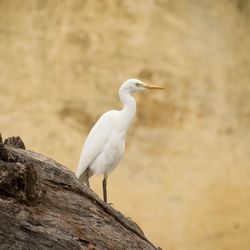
[0,135,160,250]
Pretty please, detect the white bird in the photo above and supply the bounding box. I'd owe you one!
[76,79,163,203]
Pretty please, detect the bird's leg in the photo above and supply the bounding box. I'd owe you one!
[102,176,108,203]
[84,168,91,190]
[85,176,90,188]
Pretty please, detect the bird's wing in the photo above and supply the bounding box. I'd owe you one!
[75,111,113,178]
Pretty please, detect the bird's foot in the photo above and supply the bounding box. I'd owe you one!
[85,185,94,192]
[105,202,113,206]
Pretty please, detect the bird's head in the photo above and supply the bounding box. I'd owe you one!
[120,79,164,94]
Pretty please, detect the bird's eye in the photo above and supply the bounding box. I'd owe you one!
[135,83,140,87]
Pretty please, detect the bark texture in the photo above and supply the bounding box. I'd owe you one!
[0,135,159,250]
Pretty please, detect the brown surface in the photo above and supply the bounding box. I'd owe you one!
[0,1,250,249]
[0,137,157,250]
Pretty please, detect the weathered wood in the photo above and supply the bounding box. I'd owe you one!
[0,135,160,250]
[3,135,26,150]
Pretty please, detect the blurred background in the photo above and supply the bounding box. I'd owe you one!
[1,0,250,249]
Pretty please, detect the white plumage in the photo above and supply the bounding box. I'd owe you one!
[76,79,163,203]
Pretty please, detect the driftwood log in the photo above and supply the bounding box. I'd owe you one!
[0,134,160,250]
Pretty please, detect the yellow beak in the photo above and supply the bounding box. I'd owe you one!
[142,83,164,90]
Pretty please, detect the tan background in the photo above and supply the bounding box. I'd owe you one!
[1,1,250,249]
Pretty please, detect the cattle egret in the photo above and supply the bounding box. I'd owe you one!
[76,79,163,203]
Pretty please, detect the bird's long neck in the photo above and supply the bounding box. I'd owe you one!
[119,90,136,130]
